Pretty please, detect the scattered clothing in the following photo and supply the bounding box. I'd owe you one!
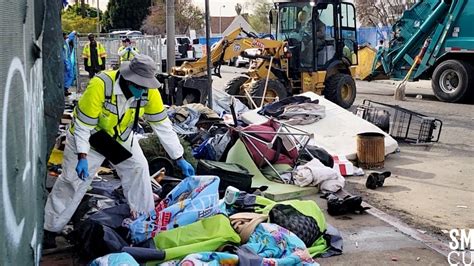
[212,88,249,116]
[90,252,139,266]
[288,158,345,193]
[168,104,221,135]
[242,223,318,265]
[152,215,241,263]
[300,145,334,168]
[192,131,232,161]
[121,246,165,263]
[153,175,220,232]
[160,252,239,266]
[258,96,316,117]
[279,102,326,125]
[230,212,269,244]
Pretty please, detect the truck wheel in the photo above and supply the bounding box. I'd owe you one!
[224,76,248,95]
[432,60,473,103]
[324,73,356,109]
[250,79,288,107]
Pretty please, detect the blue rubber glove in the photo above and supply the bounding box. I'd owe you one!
[75,158,89,180]
[176,158,195,177]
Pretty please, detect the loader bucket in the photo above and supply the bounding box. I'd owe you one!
[356,46,379,80]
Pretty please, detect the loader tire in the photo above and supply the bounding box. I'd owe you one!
[432,60,473,103]
[324,73,356,109]
[224,76,248,95]
[250,79,288,107]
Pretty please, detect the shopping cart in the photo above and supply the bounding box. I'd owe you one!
[356,100,442,144]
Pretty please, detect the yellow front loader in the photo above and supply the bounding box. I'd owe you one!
[160,0,360,109]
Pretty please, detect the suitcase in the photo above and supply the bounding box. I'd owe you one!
[196,160,253,197]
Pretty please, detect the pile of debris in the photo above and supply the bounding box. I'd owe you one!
[47,88,442,265]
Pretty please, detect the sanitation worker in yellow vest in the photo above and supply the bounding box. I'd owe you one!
[82,33,107,78]
[43,54,194,248]
[118,38,139,63]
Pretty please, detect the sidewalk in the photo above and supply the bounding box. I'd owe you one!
[310,195,448,265]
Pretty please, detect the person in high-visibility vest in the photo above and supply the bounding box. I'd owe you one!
[43,54,194,248]
[82,33,107,78]
[118,38,139,63]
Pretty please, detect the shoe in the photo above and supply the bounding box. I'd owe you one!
[327,194,370,216]
[366,171,392,189]
[43,230,57,249]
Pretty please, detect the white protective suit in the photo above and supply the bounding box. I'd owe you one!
[44,82,183,233]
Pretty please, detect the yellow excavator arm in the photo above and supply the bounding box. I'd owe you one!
[171,27,287,77]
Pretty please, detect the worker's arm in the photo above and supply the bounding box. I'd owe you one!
[73,77,105,154]
[117,47,128,56]
[130,47,139,56]
[144,89,183,160]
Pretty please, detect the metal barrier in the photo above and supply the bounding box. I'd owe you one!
[75,35,164,91]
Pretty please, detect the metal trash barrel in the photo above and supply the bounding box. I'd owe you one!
[357,132,385,169]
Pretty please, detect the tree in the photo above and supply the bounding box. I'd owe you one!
[61,3,101,33]
[245,0,271,33]
[355,0,416,27]
[141,0,204,35]
[235,3,243,15]
[102,0,152,32]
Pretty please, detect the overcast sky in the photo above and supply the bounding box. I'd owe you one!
[94,0,249,16]
[194,0,249,16]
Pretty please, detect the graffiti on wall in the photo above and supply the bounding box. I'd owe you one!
[1,56,44,261]
[0,0,64,264]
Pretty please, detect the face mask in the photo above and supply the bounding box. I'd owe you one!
[128,84,145,99]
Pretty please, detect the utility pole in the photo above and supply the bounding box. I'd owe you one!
[96,0,100,36]
[166,0,176,73]
[205,0,213,108]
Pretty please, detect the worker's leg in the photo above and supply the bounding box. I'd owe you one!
[44,132,105,233]
[114,136,154,215]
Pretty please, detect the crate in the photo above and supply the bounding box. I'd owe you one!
[356,100,442,143]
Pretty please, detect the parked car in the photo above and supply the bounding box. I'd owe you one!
[230,48,259,67]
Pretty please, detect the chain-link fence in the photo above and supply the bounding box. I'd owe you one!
[75,35,164,91]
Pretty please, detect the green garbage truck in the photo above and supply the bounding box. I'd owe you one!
[369,0,474,102]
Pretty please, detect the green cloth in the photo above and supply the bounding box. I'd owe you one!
[147,215,241,264]
[256,196,329,257]
[226,140,316,201]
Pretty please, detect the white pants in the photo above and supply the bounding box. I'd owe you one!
[44,132,154,233]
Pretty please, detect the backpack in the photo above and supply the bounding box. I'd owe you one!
[269,204,322,247]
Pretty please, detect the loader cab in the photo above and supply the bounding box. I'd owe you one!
[274,0,358,76]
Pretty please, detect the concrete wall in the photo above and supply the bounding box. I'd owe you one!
[0,0,63,264]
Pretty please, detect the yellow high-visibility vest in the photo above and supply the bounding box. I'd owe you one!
[82,42,107,67]
[70,70,167,142]
[118,46,139,62]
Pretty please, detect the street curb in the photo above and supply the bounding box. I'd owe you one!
[363,202,469,264]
